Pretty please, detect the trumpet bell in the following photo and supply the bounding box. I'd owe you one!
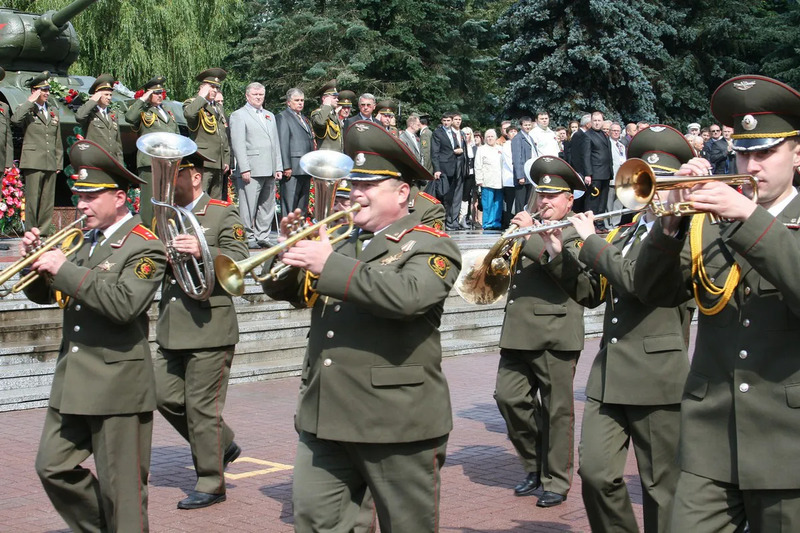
[454,248,510,305]
[214,253,249,297]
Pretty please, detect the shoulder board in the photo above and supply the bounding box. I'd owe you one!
[411,224,449,238]
[131,224,158,241]
[208,198,232,208]
[418,191,441,205]
[183,98,194,105]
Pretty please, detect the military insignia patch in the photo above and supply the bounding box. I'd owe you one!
[574,239,584,249]
[428,255,449,278]
[233,224,246,242]
[432,219,444,231]
[134,258,157,280]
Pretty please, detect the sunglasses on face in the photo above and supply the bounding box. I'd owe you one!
[711,129,721,133]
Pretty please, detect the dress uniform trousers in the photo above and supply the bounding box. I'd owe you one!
[24,169,57,234]
[36,408,153,533]
[495,348,578,496]
[154,346,235,494]
[580,399,680,533]
[137,168,154,231]
[203,167,225,201]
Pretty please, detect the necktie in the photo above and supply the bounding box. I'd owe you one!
[357,231,373,256]
[157,106,168,122]
[451,130,459,148]
[90,230,105,257]
[633,224,647,244]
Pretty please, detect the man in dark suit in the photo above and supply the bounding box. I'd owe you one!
[24,140,166,532]
[635,75,800,531]
[155,148,248,509]
[703,123,729,174]
[431,112,466,230]
[276,88,316,220]
[511,116,537,213]
[262,121,461,532]
[561,125,694,533]
[581,111,613,223]
[343,92,380,131]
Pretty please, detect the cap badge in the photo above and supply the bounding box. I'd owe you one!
[733,80,756,91]
[741,114,757,131]
[647,154,660,164]
[77,143,89,151]
[355,153,366,166]
[77,169,88,180]
[355,123,370,132]
[542,157,553,162]
[542,176,552,184]
[650,126,665,133]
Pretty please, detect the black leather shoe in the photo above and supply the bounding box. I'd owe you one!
[223,441,241,469]
[177,491,226,510]
[536,491,566,508]
[513,472,541,496]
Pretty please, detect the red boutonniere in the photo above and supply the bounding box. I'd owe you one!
[49,111,55,118]
[110,114,116,121]
[168,110,174,118]
[263,114,271,120]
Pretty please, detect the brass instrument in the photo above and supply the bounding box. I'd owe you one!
[215,205,361,297]
[501,207,640,240]
[136,132,215,300]
[214,150,356,297]
[0,215,86,297]
[615,158,758,223]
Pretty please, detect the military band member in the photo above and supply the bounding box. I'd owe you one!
[310,79,343,152]
[0,68,14,172]
[125,75,181,229]
[154,148,247,509]
[11,71,63,235]
[494,156,592,508]
[559,126,693,533]
[634,76,800,532]
[184,68,231,199]
[338,89,355,122]
[24,140,165,532]
[75,73,123,162]
[263,121,461,532]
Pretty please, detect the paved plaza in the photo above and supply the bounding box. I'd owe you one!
[0,335,655,532]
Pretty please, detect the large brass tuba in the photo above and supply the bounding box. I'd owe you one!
[214,150,357,297]
[136,132,215,300]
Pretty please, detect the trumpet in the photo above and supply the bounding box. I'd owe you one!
[214,204,362,297]
[0,215,87,297]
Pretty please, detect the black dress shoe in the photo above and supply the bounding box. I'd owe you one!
[223,441,241,469]
[513,472,541,496]
[536,491,566,508]
[177,491,226,510]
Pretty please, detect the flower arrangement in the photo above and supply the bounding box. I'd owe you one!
[126,186,140,214]
[50,79,88,112]
[0,167,25,235]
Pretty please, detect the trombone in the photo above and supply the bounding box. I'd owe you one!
[0,215,87,297]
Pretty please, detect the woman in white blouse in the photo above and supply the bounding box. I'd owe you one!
[474,129,504,230]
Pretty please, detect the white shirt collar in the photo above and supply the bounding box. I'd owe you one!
[184,192,206,211]
[99,212,133,244]
[767,187,798,217]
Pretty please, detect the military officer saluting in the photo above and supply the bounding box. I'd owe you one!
[375,100,399,136]
[263,120,461,532]
[154,147,248,510]
[75,73,123,162]
[11,71,63,234]
[310,79,343,152]
[337,89,355,122]
[125,75,180,229]
[0,68,14,173]
[184,68,231,199]
[558,125,693,533]
[22,140,166,532]
[634,76,800,531]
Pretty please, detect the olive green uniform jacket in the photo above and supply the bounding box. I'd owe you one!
[11,100,63,172]
[420,126,434,173]
[75,101,123,161]
[124,99,181,169]
[183,97,230,174]
[24,216,166,414]
[310,104,343,152]
[0,103,13,169]
[634,199,800,490]
[263,215,462,443]
[156,196,248,349]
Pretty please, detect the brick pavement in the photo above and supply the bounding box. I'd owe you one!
[0,335,653,533]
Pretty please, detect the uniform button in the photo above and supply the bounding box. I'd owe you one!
[739,350,748,359]
[323,358,332,367]
[512,284,517,290]
[74,304,81,311]
[508,299,514,305]
[742,319,750,327]
[744,286,751,296]
[334,304,341,312]
[170,297,177,302]
[739,383,750,393]
[71,346,79,353]
[613,298,619,304]
[610,338,618,344]
[171,279,177,285]
[611,317,618,324]
[73,325,80,332]
[516,270,521,274]
[710,276,715,283]
[326,330,334,339]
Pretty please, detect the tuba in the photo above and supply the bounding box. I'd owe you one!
[136,132,215,300]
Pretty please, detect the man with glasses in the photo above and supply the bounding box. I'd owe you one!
[704,124,728,174]
[344,93,380,130]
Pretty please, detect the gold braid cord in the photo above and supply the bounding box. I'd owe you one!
[509,241,523,270]
[199,109,218,134]
[316,118,341,141]
[303,271,320,308]
[690,213,740,315]
[140,111,156,129]
[598,227,623,301]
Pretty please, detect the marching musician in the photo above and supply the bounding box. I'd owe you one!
[75,73,123,162]
[183,68,231,199]
[262,121,461,532]
[153,149,248,509]
[25,140,165,532]
[125,75,181,229]
[557,125,693,532]
[493,156,593,508]
[633,76,800,531]
[309,80,343,152]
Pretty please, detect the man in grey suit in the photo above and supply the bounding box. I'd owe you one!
[276,88,315,220]
[230,82,283,248]
[399,114,422,163]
